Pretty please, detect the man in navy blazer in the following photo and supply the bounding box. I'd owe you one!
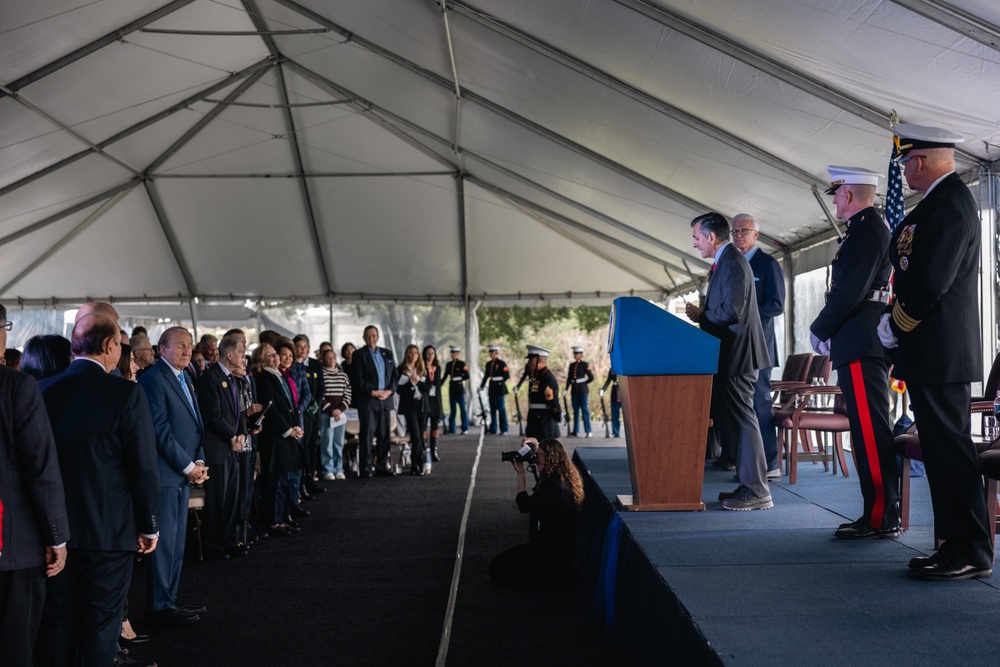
[350,325,398,477]
[138,326,207,625]
[37,314,160,667]
[686,212,772,511]
[732,214,786,478]
[197,334,248,559]
[0,303,70,666]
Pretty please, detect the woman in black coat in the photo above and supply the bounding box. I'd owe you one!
[252,343,305,536]
[397,344,430,475]
[423,345,444,463]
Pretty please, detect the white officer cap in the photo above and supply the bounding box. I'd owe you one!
[894,123,965,153]
[488,344,501,352]
[525,345,550,358]
[824,166,883,195]
[449,345,461,353]
[571,346,584,354]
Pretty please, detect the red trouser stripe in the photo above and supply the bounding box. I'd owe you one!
[850,360,885,528]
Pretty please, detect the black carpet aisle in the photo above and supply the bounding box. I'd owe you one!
[125,434,628,666]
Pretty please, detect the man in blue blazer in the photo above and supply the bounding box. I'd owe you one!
[37,314,160,667]
[350,325,398,477]
[732,214,786,479]
[686,212,772,511]
[138,327,207,625]
[0,303,70,666]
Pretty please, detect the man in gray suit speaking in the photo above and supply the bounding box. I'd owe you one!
[685,212,772,511]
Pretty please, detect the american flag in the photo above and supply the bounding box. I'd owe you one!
[885,137,906,232]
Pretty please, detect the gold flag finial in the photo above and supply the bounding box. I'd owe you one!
[889,109,899,129]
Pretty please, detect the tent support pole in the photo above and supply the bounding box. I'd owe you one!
[783,251,795,357]
[189,298,200,342]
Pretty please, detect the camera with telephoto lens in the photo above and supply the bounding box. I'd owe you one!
[501,444,537,464]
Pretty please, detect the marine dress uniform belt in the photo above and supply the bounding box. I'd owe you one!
[529,403,548,410]
[825,288,891,304]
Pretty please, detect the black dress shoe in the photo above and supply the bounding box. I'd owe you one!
[914,558,992,581]
[284,518,301,532]
[146,608,200,627]
[431,451,441,462]
[908,552,944,571]
[305,482,326,494]
[120,633,150,647]
[289,505,310,518]
[266,524,290,537]
[834,520,901,540]
[114,649,158,667]
[299,488,313,502]
[375,467,396,477]
[225,544,249,558]
[175,603,206,615]
[712,457,736,471]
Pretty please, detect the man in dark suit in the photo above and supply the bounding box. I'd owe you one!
[810,166,898,539]
[732,214,786,479]
[138,327,208,623]
[350,325,397,477]
[685,212,772,511]
[37,314,160,667]
[880,124,993,580]
[0,303,70,667]
[197,334,248,559]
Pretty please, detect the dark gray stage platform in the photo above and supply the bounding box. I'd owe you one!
[575,445,1000,666]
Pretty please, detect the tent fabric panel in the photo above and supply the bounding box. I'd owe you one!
[264,0,453,75]
[463,181,657,296]
[2,188,189,299]
[655,0,1000,154]
[285,72,449,174]
[155,178,325,297]
[0,0,169,83]
[155,71,299,175]
[12,39,250,147]
[0,212,87,299]
[461,153,696,273]
[0,97,86,191]
[288,38,456,144]
[0,155,135,239]
[310,175,463,296]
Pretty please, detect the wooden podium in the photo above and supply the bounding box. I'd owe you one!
[607,297,720,511]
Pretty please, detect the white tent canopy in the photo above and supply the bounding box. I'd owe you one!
[2,0,999,306]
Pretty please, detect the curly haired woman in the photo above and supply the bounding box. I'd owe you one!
[489,437,584,585]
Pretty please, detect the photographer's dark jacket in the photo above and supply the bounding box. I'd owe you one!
[516,476,578,560]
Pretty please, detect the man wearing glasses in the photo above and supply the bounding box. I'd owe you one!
[878,124,992,580]
[130,334,156,377]
[731,214,785,480]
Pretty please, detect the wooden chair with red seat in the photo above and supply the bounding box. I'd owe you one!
[777,383,851,483]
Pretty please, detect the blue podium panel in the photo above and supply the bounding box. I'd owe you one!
[607,297,719,376]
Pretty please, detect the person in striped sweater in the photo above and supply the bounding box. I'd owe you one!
[319,348,353,480]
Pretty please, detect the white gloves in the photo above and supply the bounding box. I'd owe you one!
[562,389,568,397]
[809,332,831,356]
[877,313,898,349]
[599,389,605,397]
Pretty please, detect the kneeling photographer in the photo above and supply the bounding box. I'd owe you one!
[489,437,584,585]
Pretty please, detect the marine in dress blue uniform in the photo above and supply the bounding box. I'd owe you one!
[810,166,898,539]
[524,346,561,440]
[480,344,510,434]
[564,347,594,437]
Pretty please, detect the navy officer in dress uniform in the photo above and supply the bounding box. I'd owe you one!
[524,345,561,440]
[810,166,899,539]
[444,345,470,434]
[563,346,595,437]
[878,124,993,580]
[480,344,510,435]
